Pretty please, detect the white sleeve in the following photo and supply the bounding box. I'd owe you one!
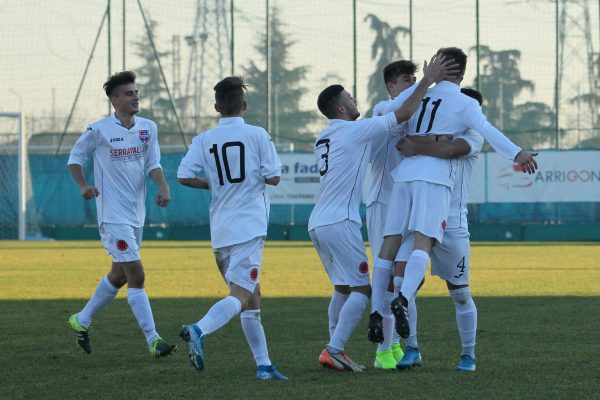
[458,129,484,156]
[463,101,521,160]
[259,130,282,178]
[353,113,398,144]
[144,122,162,174]
[177,136,204,179]
[67,124,98,166]
[372,101,386,117]
[384,80,421,112]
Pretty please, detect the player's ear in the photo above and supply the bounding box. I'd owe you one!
[241,101,247,112]
[214,103,220,113]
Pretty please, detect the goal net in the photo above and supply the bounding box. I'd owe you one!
[0,113,40,240]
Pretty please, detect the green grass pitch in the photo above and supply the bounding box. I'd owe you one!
[1,241,599,399]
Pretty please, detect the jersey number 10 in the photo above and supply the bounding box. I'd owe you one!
[209,142,246,185]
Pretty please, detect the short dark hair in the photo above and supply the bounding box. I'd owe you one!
[461,88,483,106]
[437,47,467,78]
[103,71,136,97]
[214,76,247,116]
[317,84,345,118]
[383,60,418,83]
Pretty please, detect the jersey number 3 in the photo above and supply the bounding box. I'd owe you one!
[315,138,330,176]
[209,142,246,185]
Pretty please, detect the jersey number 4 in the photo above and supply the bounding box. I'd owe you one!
[209,142,246,185]
[415,97,442,133]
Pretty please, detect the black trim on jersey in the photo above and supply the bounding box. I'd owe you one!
[347,145,369,220]
[373,137,391,204]
[262,191,269,225]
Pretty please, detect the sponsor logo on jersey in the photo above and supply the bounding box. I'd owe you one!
[358,261,369,275]
[249,267,259,281]
[116,239,128,251]
[139,130,150,144]
[109,145,147,159]
[110,137,124,142]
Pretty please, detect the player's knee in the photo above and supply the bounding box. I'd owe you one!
[107,272,126,288]
[240,309,260,320]
[127,271,145,288]
[449,286,471,306]
[351,285,371,298]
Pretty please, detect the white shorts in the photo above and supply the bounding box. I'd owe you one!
[213,236,265,294]
[99,223,143,263]
[384,180,451,244]
[396,228,470,286]
[431,227,470,286]
[366,201,388,261]
[309,220,370,287]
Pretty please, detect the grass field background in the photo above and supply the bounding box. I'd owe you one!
[1,241,599,399]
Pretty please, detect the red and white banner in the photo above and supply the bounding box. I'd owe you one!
[485,151,600,203]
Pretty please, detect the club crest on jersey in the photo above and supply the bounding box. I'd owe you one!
[441,220,447,232]
[358,261,369,275]
[138,130,150,144]
[249,267,259,281]
[116,239,128,251]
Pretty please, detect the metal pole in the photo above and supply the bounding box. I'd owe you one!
[352,0,357,99]
[123,0,126,70]
[266,0,271,135]
[409,0,413,60]
[231,0,234,75]
[137,0,188,149]
[555,0,560,149]
[56,8,109,154]
[476,0,481,92]
[18,112,26,240]
[108,0,112,115]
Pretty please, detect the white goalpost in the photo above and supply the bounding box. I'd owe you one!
[0,112,27,240]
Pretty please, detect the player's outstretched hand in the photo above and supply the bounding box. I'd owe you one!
[514,151,539,174]
[156,185,170,207]
[80,185,99,200]
[422,54,460,83]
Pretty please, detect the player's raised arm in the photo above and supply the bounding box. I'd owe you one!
[392,54,460,123]
[463,101,538,174]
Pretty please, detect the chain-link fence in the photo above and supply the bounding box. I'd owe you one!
[1,0,598,151]
[1,0,599,239]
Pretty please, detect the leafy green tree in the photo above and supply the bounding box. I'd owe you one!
[242,6,316,150]
[364,14,409,115]
[474,45,556,148]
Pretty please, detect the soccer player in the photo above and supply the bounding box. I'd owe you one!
[376,47,538,343]
[177,76,287,381]
[67,71,177,357]
[392,88,485,372]
[310,54,458,372]
[366,60,417,370]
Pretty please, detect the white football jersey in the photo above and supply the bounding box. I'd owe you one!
[392,81,521,187]
[308,112,398,231]
[177,117,281,249]
[367,99,407,206]
[68,114,162,227]
[448,129,484,229]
